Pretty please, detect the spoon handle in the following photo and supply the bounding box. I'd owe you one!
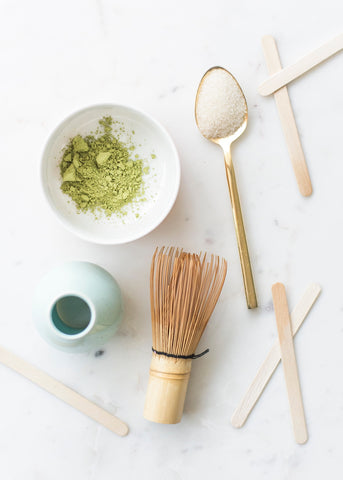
[224,149,257,309]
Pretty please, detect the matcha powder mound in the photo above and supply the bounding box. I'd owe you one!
[60,116,148,218]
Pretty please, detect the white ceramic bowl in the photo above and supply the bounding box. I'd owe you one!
[41,104,180,244]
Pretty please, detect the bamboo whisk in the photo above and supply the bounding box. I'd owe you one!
[144,247,227,424]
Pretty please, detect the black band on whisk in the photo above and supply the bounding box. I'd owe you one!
[152,347,209,359]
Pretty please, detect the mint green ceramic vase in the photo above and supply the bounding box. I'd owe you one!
[33,261,123,353]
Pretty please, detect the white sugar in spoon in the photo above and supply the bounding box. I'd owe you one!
[195,67,257,309]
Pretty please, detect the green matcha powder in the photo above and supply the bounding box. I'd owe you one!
[60,116,149,218]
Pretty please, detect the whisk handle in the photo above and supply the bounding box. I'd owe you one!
[144,354,192,424]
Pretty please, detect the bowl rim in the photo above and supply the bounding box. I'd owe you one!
[40,103,181,245]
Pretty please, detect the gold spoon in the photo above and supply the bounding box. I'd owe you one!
[195,66,257,309]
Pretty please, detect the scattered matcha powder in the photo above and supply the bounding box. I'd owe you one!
[60,116,150,217]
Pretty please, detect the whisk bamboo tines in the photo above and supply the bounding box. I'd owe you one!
[144,247,227,424]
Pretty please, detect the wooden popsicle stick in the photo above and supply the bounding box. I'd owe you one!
[231,283,320,429]
[261,35,313,197]
[259,33,343,96]
[272,283,308,444]
[0,345,129,437]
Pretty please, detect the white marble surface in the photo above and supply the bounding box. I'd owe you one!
[1,0,343,478]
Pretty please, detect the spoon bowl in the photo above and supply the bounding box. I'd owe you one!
[212,120,247,149]
[195,67,257,309]
[195,67,248,143]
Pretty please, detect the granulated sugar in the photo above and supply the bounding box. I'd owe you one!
[196,68,247,139]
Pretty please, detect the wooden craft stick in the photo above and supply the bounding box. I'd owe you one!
[261,35,313,197]
[272,283,308,444]
[0,345,129,436]
[259,33,343,96]
[231,283,320,429]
